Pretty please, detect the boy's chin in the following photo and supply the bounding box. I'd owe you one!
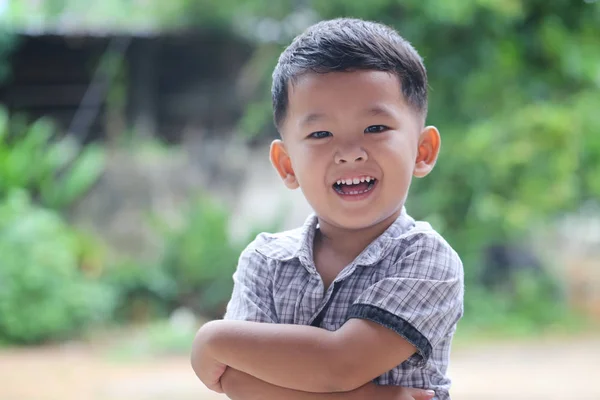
[318,201,408,230]
[319,211,393,231]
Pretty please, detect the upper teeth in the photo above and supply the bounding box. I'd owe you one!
[336,176,374,185]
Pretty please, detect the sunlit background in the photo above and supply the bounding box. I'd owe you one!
[0,1,599,399]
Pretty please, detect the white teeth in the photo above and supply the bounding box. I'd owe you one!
[336,176,376,186]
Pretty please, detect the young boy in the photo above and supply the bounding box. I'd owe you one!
[191,18,464,400]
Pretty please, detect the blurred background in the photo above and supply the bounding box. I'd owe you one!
[0,0,598,399]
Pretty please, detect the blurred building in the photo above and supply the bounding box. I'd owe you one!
[0,22,254,144]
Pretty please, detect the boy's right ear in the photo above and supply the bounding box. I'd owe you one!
[270,140,299,189]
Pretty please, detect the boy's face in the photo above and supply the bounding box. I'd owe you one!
[271,70,440,230]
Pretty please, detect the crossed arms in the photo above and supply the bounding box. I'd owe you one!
[191,317,433,400]
[190,233,462,400]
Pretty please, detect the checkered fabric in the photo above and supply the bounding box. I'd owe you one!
[224,208,464,399]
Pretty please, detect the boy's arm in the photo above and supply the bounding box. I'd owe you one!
[221,368,436,400]
[193,238,463,393]
[193,318,415,393]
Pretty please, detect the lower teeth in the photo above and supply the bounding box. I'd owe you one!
[334,181,375,195]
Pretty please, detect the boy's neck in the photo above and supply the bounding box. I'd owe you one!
[315,209,402,262]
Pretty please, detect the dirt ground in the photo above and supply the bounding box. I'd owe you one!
[0,335,598,400]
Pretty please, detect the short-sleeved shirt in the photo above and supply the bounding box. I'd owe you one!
[224,208,464,400]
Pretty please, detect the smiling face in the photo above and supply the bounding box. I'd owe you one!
[270,70,440,231]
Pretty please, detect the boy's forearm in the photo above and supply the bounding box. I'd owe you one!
[221,369,392,400]
[199,320,345,392]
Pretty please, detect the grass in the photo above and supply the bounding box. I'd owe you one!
[453,309,594,349]
[102,319,202,361]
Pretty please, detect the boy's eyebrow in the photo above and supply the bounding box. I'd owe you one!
[365,105,397,118]
[298,105,398,127]
[299,112,326,127]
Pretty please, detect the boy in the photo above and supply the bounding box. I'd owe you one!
[191,18,464,400]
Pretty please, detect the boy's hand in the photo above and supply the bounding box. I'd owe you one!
[361,384,435,400]
[221,367,436,400]
[197,356,228,393]
[190,326,228,393]
[391,387,436,400]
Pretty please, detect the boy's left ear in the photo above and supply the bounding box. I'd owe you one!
[413,126,441,178]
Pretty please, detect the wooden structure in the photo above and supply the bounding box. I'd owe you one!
[0,30,254,143]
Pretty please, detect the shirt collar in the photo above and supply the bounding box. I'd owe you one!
[256,208,415,268]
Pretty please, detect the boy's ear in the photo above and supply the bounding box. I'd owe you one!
[270,140,299,189]
[413,126,441,178]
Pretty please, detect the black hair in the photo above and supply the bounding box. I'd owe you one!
[272,18,428,129]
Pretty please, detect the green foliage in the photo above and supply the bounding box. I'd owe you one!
[0,190,115,344]
[102,258,176,322]
[459,271,587,339]
[2,0,296,31]
[156,195,270,319]
[104,194,279,321]
[0,108,106,210]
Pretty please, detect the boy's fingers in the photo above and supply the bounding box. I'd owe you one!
[407,388,436,400]
[207,381,225,393]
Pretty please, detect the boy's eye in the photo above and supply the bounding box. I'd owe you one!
[364,125,389,134]
[308,131,332,139]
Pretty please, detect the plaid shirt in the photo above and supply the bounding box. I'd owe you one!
[224,208,464,400]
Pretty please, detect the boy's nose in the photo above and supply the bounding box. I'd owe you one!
[334,146,368,164]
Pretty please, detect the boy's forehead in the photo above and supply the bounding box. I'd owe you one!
[285,70,408,122]
[290,69,401,91]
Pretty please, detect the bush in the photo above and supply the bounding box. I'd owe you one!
[102,258,176,323]
[157,194,280,319]
[0,107,106,210]
[105,194,279,321]
[157,195,243,318]
[0,190,115,344]
[458,269,588,339]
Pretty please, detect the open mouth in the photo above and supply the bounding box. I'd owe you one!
[333,177,378,196]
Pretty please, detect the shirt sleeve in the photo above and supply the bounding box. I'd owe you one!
[346,232,464,367]
[223,233,279,323]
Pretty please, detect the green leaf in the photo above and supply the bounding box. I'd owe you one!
[44,144,106,208]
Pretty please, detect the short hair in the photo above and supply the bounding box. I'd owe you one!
[272,18,428,129]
